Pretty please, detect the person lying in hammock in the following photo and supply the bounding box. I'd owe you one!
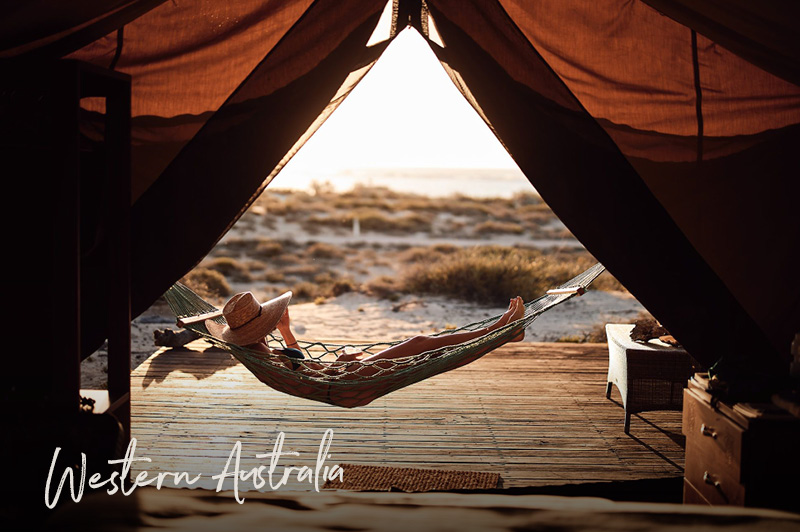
[205,291,526,378]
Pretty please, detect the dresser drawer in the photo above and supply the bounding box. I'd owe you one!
[682,384,800,511]
[683,389,744,482]
[683,478,711,505]
[684,440,746,506]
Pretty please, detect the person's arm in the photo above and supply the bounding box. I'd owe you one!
[334,346,364,362]
[276,308,299,349]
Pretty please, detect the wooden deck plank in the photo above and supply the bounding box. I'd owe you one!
[129,340,685,491]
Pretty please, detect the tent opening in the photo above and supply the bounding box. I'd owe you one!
[106,26,645,379]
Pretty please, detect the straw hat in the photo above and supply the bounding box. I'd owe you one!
[205,291,292,345]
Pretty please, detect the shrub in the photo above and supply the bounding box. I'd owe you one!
[584,324,609,343]
[284,200,335,220]
[400,246,601,305]
[283,264,322,279]
[259,197,290,216]
[392,198,438,212]
[399,246,439,264]
[364,276,403,301]
[306,242,345,259]
[556,335,585,343]
[180,268,231,299]
[272,253,302,266]
[437,196,494,217]
[556,324,607,343]
[313,272,337,284]
[288,275,358,302]
[202,257,252,282]
[431,243,459,254]
[308,209,433,235]
[330,278,358,296]
[290,281,319,300]
[352,210,432,234]
[511,191,543,206]
[473,220,525,235]
[312,272,358,297]
[399,244,460,264]
[244,259,267,272]
[253,238,284,259]
[263,270,286,283]
[332,197,391,210]
[519,210,553,227]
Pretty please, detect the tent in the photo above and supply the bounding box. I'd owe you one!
[3,0,799,380]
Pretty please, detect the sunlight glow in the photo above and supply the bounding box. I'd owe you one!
[272,28,526,195]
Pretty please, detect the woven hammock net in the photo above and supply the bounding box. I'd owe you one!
[164,263,606,407]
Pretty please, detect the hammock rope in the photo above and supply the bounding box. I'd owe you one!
[164,263,606,407]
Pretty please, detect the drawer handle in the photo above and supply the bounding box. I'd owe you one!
[703,471,720,488]
[703,472,729,503]
[700,423,717,438]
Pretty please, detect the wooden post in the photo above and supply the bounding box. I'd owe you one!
[49,61,83,422]
[99,65,132,443]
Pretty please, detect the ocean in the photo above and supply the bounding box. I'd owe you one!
[269,167,537,199]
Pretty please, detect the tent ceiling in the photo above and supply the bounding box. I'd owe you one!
[3,0,798,378]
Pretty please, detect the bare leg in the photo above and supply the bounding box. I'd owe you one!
[362,296,525,362]
[275,308,299,349]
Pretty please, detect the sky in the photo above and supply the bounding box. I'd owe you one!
[271,27,522,188]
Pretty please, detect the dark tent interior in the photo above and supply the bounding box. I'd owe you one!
[2,0,799,525]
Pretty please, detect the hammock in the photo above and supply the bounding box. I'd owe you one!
[164,263,606,407]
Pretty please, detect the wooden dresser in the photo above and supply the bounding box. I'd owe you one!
[682,375,800,511]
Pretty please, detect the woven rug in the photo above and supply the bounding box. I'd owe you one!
[322,464,501,492]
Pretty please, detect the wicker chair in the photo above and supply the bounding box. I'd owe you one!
[605,324,698,433]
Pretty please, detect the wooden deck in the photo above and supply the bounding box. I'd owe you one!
[130,341,685,491]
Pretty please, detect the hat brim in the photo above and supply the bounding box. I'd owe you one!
[205,291,292,346]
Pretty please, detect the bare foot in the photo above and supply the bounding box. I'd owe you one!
[511,296,525,321]
[488,297,525,333]
[508,296,526,342]
[489,298,518,332]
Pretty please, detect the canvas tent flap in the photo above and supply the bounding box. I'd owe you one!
[490,0,800,364]
[4,0,798,376]
[72,0,389,357]
[642,0,800,87]
[68,0,320,201]
[426,0,799,374]
[0,0,166,60]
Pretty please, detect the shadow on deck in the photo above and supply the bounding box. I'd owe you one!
[130,341,685,496]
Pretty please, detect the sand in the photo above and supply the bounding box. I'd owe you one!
[80,289,644,389]
[80,186,647,389]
